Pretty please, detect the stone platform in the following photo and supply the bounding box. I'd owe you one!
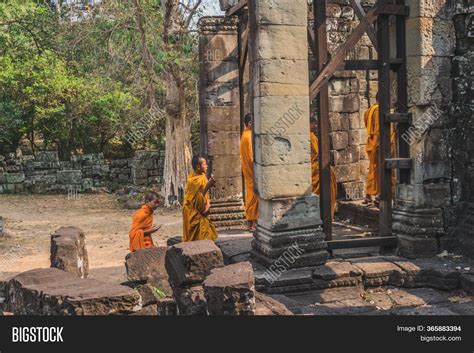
[3,268,142,315]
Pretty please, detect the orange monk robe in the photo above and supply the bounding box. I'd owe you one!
[310,132,337,221]
[182,172,218,242]
[129,204,155,252]
[364,104,396,196]
[240,127,259,221]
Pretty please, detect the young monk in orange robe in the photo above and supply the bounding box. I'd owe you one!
[364,96,396,205]
[310,116,337,221]
[240,113,259,231]
[182,155,218,242]
[129,192,161,252]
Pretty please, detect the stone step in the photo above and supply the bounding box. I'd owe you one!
[209,213,245,221]
[209,206,245,214]
[4,268,142,315]
[210,200,244,207]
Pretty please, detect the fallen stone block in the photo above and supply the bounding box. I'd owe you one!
[385,256,460,290]
[203,262,256,315]
[157,297,178,316]
[460,274,474,295]
[166,236,182,246]
[255,292,293,315]
[50,226,89,278]
[5,268,142,315]
[165,240,224,289]
[134,283,177,315]
[351,257,406,287]
[125,248,172,296]
[174,286,207,315]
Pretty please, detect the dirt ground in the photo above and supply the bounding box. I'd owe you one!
[0,194,182,282]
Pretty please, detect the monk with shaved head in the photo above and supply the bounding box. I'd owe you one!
[182,155,218,242]
[129,192,161,252]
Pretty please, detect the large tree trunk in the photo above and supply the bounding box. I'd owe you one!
[163,76,192,206]
[161,0,193,207]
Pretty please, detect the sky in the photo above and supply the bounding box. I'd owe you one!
[201,0,224,16]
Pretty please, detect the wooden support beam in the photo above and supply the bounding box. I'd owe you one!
[310,0,388,100]
[384,158,412,169]
[327,236,398,250]
[240,26,249,71]
[349,0,378,50]
[377,12,392,237]
[308,26,317,59]
[385,112,412,123]
[380,4,409,16]
[396,0,410,184]
[314,0,332,240]
[226,0,247,17]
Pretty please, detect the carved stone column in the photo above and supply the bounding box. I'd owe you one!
[198,17,245,230]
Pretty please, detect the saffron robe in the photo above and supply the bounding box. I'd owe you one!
[240,127,259,221]
[129,204,155,252]
[182,172,218,242]
[364,104,396,196]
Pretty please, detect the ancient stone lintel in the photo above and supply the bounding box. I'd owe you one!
[198,16,238,34]
[392,206,445,258]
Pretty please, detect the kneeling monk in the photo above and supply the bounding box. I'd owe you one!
[182,155,218,242]
[129,192,161,252]
[310,116,337,221]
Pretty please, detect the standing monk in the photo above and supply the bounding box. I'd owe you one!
[310,116,337,221]
[182,155,218,242]
[129,192,161,252]
[363,95,395,205]
[240,114,259,231]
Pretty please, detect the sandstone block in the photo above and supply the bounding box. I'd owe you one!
[203,262,256,315]
[165,240,224,288]
[254,133,311,166]
[125,247,172,296]
[50,226,89,278]
[5,268,141,315]
[254,163,312,199]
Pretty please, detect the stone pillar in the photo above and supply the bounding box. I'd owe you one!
[198,17,245,230]
[248,0,328,268]
[393,0,457,258]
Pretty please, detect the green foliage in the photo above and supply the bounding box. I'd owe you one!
[0,0,200,157]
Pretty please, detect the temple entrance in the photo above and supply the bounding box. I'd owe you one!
[200,0,412,256]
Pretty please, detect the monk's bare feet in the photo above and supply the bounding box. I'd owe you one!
[250,221,257,232]
[374,197,380,208]
[362,195,372,205]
